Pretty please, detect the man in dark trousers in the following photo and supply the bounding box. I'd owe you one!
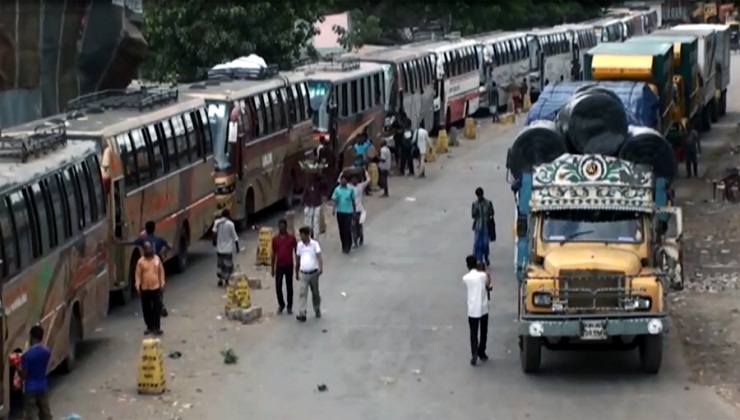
[462,255,491,366]
[135,241,166,335]
[685,128,700,177]
[20,326,52,420]
[129,220,171,316]
[331,175,356,254]
[394,112,414,176]
[271,219,297,314]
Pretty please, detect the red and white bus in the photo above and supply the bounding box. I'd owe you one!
[405,36,481,131]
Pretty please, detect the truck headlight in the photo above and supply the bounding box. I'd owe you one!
[625,296,652,311]
[532,292,552,307]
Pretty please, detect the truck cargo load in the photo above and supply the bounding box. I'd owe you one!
[526,81,660,130]
[507,120,567,179]
[556,88,628,155]
[666,26,718,121]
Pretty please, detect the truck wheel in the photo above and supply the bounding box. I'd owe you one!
[720,92,727,117]
[639,335,663,374]
[520,336,542,373]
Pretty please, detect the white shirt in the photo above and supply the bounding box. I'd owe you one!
[352,180,369,212]
[463,269,489,318]
[415,127,429,153]
[212,217,239,255]
[379,145,392,171]
[296,239,322,272]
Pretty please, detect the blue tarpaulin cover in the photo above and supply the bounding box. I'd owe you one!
[526,81,660,130]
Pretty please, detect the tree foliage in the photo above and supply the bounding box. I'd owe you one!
[333,0,615,50]
[143,0,330,82]
[143,0,614,81]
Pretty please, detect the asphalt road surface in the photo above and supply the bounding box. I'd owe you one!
[44,82,740,420]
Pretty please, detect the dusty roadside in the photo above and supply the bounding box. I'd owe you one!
[671,120,740,409]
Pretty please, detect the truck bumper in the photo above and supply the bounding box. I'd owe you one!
[518,315,669,337]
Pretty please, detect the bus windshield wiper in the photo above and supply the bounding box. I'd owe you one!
[559,230,594,245]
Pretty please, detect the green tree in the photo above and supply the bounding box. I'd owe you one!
[143,0,331,82]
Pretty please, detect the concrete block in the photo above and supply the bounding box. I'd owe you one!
[499,113,516,125]
[225,306,263,324]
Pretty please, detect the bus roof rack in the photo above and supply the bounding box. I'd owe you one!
[444,31,462,41]
[67,86,179,113]
[298,57,361,73]
[0,119,67,163]
[207,64,279,81]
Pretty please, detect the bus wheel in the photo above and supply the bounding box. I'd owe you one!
[174,231,189,273]
[283,174,296,209]
[59,313,81,373]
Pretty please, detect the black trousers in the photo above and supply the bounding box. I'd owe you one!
[275,265,294,309]
[379,169,389,195]
[468,314,489,358]
[399,148,414,175]
[685,158,698,177]
[336,212,354,252]
[141,289,163,331]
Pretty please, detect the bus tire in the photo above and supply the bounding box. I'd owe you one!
[173,231,189,273]
[59,313,81,373]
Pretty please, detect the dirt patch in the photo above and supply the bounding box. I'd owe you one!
[671,128,740,409]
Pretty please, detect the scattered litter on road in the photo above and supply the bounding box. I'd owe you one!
[340,292,347,297]
[220,348,238,364]
[404,196,416,202]
[196,388,203,393]
[95,327,104,333]
[167,351,182,359]
[379,376,396,385]
[63,414,82,420]
[216,315,223,320]
[317,384,328,392]
[411,369,421,375]
[322,329,328,333]
[183,403,193,409]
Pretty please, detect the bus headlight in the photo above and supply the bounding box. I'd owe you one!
[532,292,552,307]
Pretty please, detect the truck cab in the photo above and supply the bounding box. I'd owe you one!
[584,42,676,137]
[514,154,683,374]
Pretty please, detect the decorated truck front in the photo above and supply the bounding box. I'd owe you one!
[515,154,683,375]
[584,42,675,137]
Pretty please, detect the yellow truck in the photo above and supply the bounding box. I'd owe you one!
[514,154,683,374]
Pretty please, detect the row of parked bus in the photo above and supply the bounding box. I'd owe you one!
[0,7,660,416]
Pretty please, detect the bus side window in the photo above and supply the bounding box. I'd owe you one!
[61,168,83,233]
[289,85,302,123]
[130,129,152,184]
[29,183,52,255]
[116,134,137,186]
[74,163,94,226]
[47,174,70,240]
[349,79,358,114]
[260,93,274,134]
[198,108,213,155]
[298,82,311,120]
[9,191,33,269]
[269,90,285,130]
[285,86,297,125]
[157,121,180,168]
[170,116,189,164]
[360,76,368,110]
[252,96,265,137]
[0,196,18,278]
[340,83,349,117]
[147,124,167,175]
[182,113,200,160]
[86,155,106,219]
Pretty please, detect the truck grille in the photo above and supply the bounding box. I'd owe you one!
[558,270,625,310]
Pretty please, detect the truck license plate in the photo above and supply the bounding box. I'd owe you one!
[580,320,607,340]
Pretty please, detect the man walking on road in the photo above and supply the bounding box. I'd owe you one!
[414,121,429,178]
[378,139,391,197]
[213,209,240,287]
[272,219,297,314]
[296,226,323,322]
[20,326,52,420]
[463,255,490,366]
[471,187,495,266]
[128,220,171,317]
[303,174,324,239]
[685,128,700,178]
[331,175,356,254]
[135,242,166,336]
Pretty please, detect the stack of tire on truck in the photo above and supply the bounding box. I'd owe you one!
[507,81,677,183]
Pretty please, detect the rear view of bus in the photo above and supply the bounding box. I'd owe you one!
[186,59,314,230]
[0,123,109,415]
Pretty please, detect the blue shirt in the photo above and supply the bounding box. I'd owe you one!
[332,186,356,214]
[133,234,170,256]
[22,345,51,393]
[353,141,370,157]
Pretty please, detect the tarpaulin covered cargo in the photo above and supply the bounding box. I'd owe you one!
[507,120,566,179]
[556,87,629,155]
[526,81,660,130]
[619,126,677,181]
[0,0,146,127]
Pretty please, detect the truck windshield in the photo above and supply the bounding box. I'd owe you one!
[206,100,231,171]
[542,210,644,244]
[307,80,332,131]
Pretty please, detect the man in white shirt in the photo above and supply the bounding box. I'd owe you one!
[212,209,240,287]
[414,122,430,178]
[378,139,391,197]
[295,226,324,322]
[463,255,491,366]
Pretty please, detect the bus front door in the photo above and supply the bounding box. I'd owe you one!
[112,179,130,300]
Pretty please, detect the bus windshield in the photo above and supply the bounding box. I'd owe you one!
[541,210,644,244]
[206,100,231,171]
[307,80,332,131]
